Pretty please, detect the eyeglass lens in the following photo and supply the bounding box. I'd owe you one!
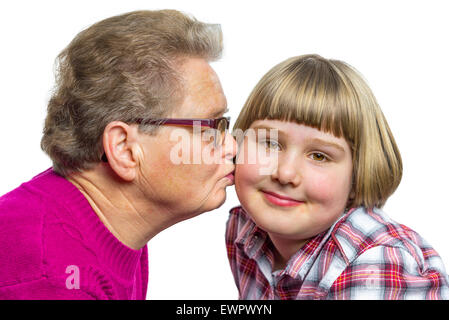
[216,118,229,146]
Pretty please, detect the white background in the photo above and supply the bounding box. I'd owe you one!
[1,0,448,299]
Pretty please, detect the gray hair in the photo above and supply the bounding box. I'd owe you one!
[41,10,223,176]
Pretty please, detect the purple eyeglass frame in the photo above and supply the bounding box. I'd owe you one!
[134,116,230,129]
[101,116,230,162]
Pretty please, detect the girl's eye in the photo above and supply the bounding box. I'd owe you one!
[261,139,281,151]
[310,152,328,162]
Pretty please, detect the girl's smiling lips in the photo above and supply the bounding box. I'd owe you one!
[261,190,304,207]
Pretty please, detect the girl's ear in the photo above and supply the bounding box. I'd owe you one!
[348,174,356,202]
[349,189,355,200]
[346,185,356,209]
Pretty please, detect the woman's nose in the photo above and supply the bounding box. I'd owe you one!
[222,132,238,161]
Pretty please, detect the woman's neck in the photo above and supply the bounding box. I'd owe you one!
[66,165,175,250]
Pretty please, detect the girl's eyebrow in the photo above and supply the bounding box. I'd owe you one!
[305,138,345,152]
[251,125,287,138]
[250,125,346,152]
[251,124,281,132]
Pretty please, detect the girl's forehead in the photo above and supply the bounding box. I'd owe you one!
[250,119,337,138]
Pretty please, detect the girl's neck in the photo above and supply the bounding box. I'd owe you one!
[268,233,308,271]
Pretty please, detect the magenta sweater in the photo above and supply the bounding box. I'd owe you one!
[0,168,148,299]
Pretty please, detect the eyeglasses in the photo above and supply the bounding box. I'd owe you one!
[101,116,230,162]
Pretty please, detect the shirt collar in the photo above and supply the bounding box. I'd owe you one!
[233,206,353,280]
[234,214,269,260]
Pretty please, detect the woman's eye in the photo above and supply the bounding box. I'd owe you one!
[201,128,215,141]
[310,152,327,162]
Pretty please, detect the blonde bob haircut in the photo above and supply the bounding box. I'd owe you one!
[234,54,402,209]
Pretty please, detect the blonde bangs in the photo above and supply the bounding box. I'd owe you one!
[234,55,360,149]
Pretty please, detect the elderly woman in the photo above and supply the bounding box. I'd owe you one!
[0,10,236,299]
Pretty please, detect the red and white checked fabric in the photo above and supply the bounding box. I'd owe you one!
[226,206,449,300]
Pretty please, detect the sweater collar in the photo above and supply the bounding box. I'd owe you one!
[30,168,145,282]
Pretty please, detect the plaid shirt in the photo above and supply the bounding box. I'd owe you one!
[226,206,449,300]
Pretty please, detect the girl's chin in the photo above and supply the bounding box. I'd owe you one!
[249,214,302,237]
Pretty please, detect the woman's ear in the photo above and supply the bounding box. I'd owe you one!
[102,121,140,182]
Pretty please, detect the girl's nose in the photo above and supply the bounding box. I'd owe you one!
[272,154,302,187]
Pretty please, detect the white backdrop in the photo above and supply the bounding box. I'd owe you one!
[1,0,448,299]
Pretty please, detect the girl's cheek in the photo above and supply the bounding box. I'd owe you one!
[235,162,261,186]
[306,170,338,199]
[235,139,267,185]
[306,170,351,205]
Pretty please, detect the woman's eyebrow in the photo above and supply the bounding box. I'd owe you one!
[306,137,345,152]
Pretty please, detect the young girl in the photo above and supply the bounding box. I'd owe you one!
[226,54,449,300]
